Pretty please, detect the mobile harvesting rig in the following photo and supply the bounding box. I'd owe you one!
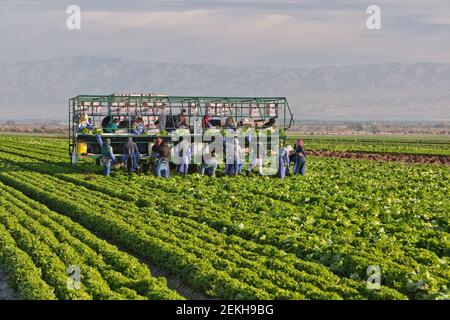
[69,93,294,164]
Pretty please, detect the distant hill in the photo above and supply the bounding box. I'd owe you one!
[0,57,449,121]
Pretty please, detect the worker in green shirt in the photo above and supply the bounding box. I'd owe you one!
[96,137,117,176]
[104,118,119,133]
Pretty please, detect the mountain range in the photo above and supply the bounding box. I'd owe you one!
[0,57,449,121]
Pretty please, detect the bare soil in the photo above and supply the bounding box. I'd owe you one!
[0,271,20,300]
[146,261,209,300]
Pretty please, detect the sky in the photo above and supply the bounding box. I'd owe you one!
[0,0,450,67]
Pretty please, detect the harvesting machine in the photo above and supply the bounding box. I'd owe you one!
[69,93,294,164]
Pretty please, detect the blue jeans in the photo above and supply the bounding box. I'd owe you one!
[155,159,170,178]
[226,158,241,176]
[201,160,217,176]
[177,163,189,177]
[103,159,112,176]
[278,156,288,179]
[293,155,306,176]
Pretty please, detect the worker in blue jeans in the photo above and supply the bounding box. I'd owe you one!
[155,141,171,178]
[122,137,140,175]
[156,159,170,177]
[278,145,292,179]
[201,155,218,177]
[96,136,116,176]
[200,144,218,177]
[293,139,307,176]
[174,138,191,178]
[225,137,242,176]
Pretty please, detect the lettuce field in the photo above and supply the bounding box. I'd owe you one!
[0,135,448,300]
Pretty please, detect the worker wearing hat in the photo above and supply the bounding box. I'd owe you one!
[77,113,94,133]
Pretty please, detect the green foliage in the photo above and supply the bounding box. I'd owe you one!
[286,136,450,156]
[0,135,448,300]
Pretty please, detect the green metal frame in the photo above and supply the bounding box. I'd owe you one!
[69,94,294,162]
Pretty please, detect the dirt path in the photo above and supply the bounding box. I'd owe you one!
[145,261,209,300]
[97,235,209,300]
[0,271,20,300]
[309,150,450,165]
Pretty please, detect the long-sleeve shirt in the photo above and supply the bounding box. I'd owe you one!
[280,147,290,167]
[101,145,116,162]
[133,123,144,135]
[96,135,116,162]
[151,143,162,159]
[294,144,307,158]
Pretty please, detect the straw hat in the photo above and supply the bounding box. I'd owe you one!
[79,114,89,123]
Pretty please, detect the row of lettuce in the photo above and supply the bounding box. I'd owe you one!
[2,132,450,157]
[0,182,182,299]
[12,153,448,299]
[287,136,450,156]
[0,135,448,299]
[0,159,405,299]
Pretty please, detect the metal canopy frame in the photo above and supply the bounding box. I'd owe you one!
[69,94,295,160]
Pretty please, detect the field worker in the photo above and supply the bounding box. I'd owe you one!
[293,139,307,176]
[277,144,291,179]
[202,114,213,129]
[100,139,116,176]
[224,117,236,130]
[178,109,188,128]
[104,118,119,133]
[200,143,218,176]
[150,137,163,175]
[122,137,140,175]
[151,137,163,158]
[246,142,265,176]
[78,113,94,132]
[132,117,145,135]
[101,115,111,129]
[174,137,191,177]
[225,137,242,176]
[155,141,171,178]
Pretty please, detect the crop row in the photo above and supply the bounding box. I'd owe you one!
[3,133,450,157]
[0,147,447,299]
[1,136,448,299]
[286,137,450,156]
[0,158,410,299]
[0,180,182,300]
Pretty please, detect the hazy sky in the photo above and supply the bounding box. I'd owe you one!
[1,0,450,67]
